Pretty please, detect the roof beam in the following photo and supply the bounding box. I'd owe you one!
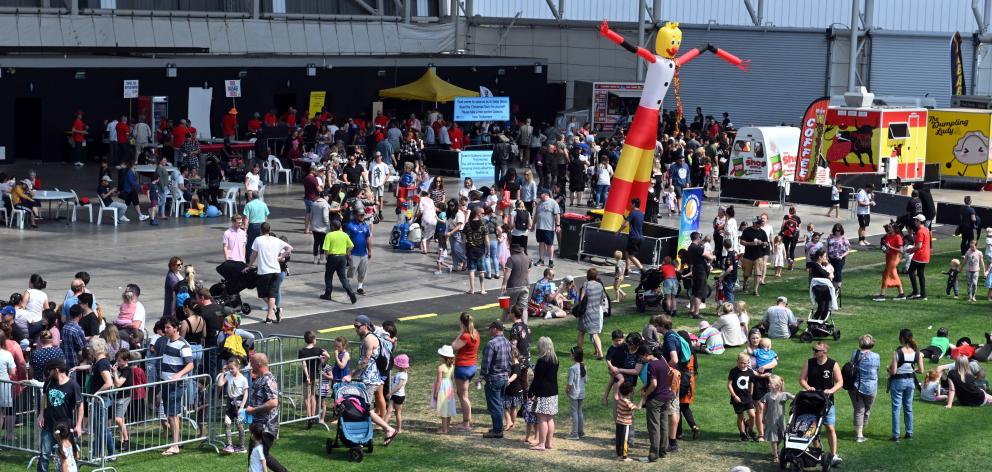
[352,0,378,15]
[544,0,561,22]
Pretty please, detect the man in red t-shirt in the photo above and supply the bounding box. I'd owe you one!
[115,116,132,164]
[222,108,239,140]
[70,111,88,165]
[907,215,931,300]
[373,111,389,129]
[263,109,277,127]
[248,112,262,133]
[449,123,464,150]
[282,107,297,128]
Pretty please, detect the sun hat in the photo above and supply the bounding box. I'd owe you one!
[101,175,112,182]
[437,345,455,358]
[392,354,410,369]
[699,320,710,330]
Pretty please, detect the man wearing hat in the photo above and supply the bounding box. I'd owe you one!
[906,215,931,300]
[480,319,512,438]
[740,216,770,296]
[97,174,129,223]
[345,203,373,296]
[220,107,238,141]
[760,296,800,339]
[368,151,392,212]
[500,244,532,322]
[37,358,83,472]
[353,315,388,419]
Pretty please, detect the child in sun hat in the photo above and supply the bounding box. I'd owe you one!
[432,346,457,433]
[386,354,410,433]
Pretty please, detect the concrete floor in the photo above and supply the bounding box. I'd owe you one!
[0,160,929,332]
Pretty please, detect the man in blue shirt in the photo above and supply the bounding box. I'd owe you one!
[670,156,691,209]
[617,198,645,274]
[345,205,373,295]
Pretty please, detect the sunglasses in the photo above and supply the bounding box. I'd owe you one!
[812,348,826,353]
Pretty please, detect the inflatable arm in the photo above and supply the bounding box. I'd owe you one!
[600,20,657,64]
[676,43,750,71]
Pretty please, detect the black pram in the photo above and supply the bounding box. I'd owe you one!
[635,268,663,312]
[210,260,256,315]
[800,278,839,343]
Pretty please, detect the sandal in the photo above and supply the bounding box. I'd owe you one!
[528,445,546,451]
[161,447,180,456]
[383,431,398,446]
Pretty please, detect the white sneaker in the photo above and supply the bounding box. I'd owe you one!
[73,161,84,167]
[138,214,149,221]
[544,313,553,320]
[831,455,843,466]
[699,303,707,310]
[119,216,131,222]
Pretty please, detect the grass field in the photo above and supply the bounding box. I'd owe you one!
[2,235,991,472]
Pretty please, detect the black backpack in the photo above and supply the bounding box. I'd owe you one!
[841,351,862,391]
[514,210,529,231]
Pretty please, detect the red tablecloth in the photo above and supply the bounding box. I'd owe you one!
[200,142,255,153]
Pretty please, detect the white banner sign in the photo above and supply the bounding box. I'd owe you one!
[123,80,139,99]
[225,80,242,98]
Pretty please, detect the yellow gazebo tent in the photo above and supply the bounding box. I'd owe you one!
[379,68,480,103]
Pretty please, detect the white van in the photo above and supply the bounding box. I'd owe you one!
[729,126,801,181]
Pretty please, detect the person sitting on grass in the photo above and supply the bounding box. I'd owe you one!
[946,355,992,407]
[920,327,951,363]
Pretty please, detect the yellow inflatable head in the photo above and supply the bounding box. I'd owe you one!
[655,21,683,59]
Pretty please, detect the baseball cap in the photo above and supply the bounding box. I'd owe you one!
[488,320,504,330]
[563,275,574,283]
[101,175,112,182]
[0,306,15,316]
[354,315,372,329]
[913,214,926,222]
[753,216,763,224]
[777,296,788,304]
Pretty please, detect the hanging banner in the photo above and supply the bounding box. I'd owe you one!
[123,80,139,99]
[454,96,510,122]
[458,149,495,187]
[225,80,242,98]
[188,87,213,140]
[308,91,327,116]
[676,187,703,252]
[795,96,831,182]
[951,32,966,96]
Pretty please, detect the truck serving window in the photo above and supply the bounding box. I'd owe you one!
[887,123,910,140]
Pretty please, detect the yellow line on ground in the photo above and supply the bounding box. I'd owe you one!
[619,284,631,288]
[398,313,438,321]
[471,303,500,311]
[318,325,353,334]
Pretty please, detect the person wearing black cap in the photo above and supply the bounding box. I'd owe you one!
[38,358,83,472]
[740,217,769,296]
[481,320,512,438]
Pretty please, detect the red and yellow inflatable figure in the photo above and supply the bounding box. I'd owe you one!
[599,20,748,231]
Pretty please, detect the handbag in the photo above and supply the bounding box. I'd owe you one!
[498,189,511,210]
[570,297,586,317]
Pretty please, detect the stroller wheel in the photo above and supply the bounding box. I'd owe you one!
[778,451,790,470]
[821,452,833,472]
[790,457,804,472]
[241,303,252,314]
[348,447,364,462]
[365,441,374,454]
[832,329,841,341]
[636,297,646,313]
[325,438,335,454]
[800,331,813,343]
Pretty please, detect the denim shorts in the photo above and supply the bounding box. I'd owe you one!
[304,199,314,214]
[467,256,484,272]
[163,383,183,417]
[454,365,477,381]
[824,404,836,426]
[662,278,679,296]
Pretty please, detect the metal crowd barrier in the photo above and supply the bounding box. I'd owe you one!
[0,379,43,469]
[267,355,331,432]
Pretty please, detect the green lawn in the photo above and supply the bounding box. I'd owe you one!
[3,236,991,472]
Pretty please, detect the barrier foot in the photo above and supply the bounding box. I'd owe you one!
[26,455,39,470]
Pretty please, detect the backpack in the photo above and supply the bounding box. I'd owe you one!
[666,331,692,367]
[369,331,394,374]
[780,216,799,238]
[841,352,862,391]
[514,210,529,231]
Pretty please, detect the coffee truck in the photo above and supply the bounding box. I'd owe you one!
[729,126,800,181]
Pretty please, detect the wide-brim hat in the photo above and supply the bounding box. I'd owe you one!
[437,345,454,358]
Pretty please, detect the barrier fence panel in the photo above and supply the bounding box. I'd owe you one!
[270,333,340,358]
[0,379,42,468]
[253,336,285,365]
[267,356,331,431]
[90,373,218,471]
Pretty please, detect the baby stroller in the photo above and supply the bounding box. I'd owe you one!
[779,391,834,471]
[800,278,839,343]
[209,260,256,315]
[635,268,663,312]
[325,381,375,462]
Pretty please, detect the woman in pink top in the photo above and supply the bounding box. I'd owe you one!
[450,312,480,430]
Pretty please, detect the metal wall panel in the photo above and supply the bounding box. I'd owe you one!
[381,22,400,53]
[367,22,386,55]
[16,15,41,47]
[206,18,230,52]
[319,23,340,54]
[188,19,211,50]
[39,16,64,47]
[131,17,155,47]
[244,20,275,53]
[226,19,248,53]
[302,22,322,54]
[351,21,370,54]
[270,20,292,53]
[151,18,175,48]
[336,22,357,54]
[870,33,973,107]
[112,17,136,49]
[171,18,194,48]
[0,17,17,48]
[92,15,116,47]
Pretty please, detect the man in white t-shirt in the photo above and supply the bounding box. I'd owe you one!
[106,118,119,165]
[248,222,293,324]
[368,152,392,211]
[855,183,875,246]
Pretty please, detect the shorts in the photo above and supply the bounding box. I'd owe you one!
[857,214,870,229]
[691,273,708,298]
[122,190,139,206]
[304,199,314,214]
[752,377,770,402]
[824,404,836,426]
[536,229,555,245]
[667,397,680,415]
[674,185,684,200]
[454,365,477,381]
[390,395,406,406]
[732,400,754,414]
[508,286,530,312]
[163,383,183,417]
[467,255,485,272]
[372,186,385,198]
[626,238,642,256]
[830,199,840,207]
[741,257,766,279]
[662,278,679,296]
[256,273,280,299]
[114,396,131,419]
[350,255,369,279]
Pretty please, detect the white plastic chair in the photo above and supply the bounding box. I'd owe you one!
[219,187,239,216]
[168,190,189,218]
[263,155,277,183]
[6,208,26,229]
[96,197,119,226]
[257,185,266,203]
[270,156,293,186]
[69,190,93,223]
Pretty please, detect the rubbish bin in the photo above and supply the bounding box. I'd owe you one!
[559,212,591,260]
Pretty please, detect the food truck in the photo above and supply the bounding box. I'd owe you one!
[820,106,928,181]
[728,126,800,181]
[926,108,992,184]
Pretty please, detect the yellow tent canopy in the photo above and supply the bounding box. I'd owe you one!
[379,68,480,103]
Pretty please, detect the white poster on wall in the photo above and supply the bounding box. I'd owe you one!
[123,80,139,98]
[225,80,242,98]
[187,87,213,140]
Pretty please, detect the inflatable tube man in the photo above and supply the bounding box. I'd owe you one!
[598,20,748,231]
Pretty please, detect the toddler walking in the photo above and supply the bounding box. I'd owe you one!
[761,375,793,463]
[945,258,961,298]
[613,251,627,303]
[614,382,638,461]
[216,358,249,454]
[567,347,588,439]
[771,235,786,277]
[385,354,409,433]
[964,239,986,302]
[729,351,757,442]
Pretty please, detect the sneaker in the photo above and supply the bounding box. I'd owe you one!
[548,260,554,269]
[221,445,235,454]
[73,161,85,167]
[275,307,282,323]
[535,259,545,267]
[349,292,358,304]
[150,219,159,226]
[434,270,443,275]
[357,288,366,296]
[138,214,149,221]
[566,433,580,440]
[233,446,247,454]
[544,313,553,320]
[119,216,131,223]
[907,294,921,300]
[482,431,503,439]
[121,440,130,451]
[628,268,640,275]
[748,430,758,442]
[856,436,867,443]
[666,444,679,453]
[872,296,886,302]
[894,294,906,300]
[739,432,749,442]
[903,433,913,440]
[832,455,843,466]
[319,293,332,300]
